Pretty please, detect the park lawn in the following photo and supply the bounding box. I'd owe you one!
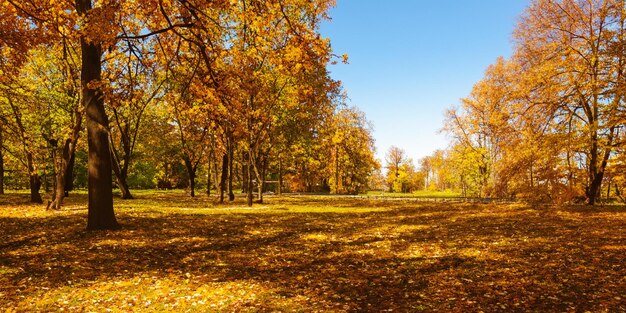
[1,191,626,312]
[365,190,462,198]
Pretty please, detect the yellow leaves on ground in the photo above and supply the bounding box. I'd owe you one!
[2,192,626,311]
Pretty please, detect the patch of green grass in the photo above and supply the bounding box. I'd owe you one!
[365,190,461,198]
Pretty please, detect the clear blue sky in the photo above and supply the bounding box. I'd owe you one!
[319,1,530,164]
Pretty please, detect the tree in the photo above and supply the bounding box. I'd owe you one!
[328,107,379,194]
[514,0,625,204]
[106,36,166,199]
[385,146,406,192]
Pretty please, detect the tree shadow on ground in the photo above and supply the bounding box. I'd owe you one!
[1,197,625,311]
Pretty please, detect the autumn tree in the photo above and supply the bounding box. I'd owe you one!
[105,35,167,199]
[385,146,406,192]
[444,0,626,204]
[513,0,626,204]
[0,77,44,203]
[328,106,378,194]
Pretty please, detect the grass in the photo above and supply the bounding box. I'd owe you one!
[1,190,626,311]
[365,190,462,198]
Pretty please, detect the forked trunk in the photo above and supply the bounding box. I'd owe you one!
[111,153,133,199]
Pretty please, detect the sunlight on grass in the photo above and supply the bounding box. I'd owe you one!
[300,233,332,242]
[14,274,293,312]
[3,192,626,311]
[365,190,461,198]
[93,239,150,249]
[601,245,626,251]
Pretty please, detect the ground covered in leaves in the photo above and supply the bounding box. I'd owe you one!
[1,191,626,312]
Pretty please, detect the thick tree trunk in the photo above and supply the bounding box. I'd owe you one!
[78,0,119,230]
[588,169,605,205]
[586,127,614,205]
[29,174,43,203]
[25,152,42,203]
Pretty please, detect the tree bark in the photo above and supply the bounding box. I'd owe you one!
[227,138,235,201]
[77,0,119,230]
[0,122,4,195]
[219,153,228,203]
[241,151,248,194]
[258,160,266,203]
[47,140,73,210]
[64,149,75,196]
[277,157,282,195]
[111,150,133,199]
[206,151,212,197]
[29,172,42,203]
[586,127,614,205]
[183,156,196,197]
[246,151,253,207]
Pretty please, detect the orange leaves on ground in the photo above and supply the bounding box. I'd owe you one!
[1,193,626,311]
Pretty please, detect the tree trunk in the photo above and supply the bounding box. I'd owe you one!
[212,154,219,196]
[117,176,133,199]
[25,151,43,203]
[227,139,235,201]
[206,152,212,197]
[47,156,66,210]
[258,162,265,203]
[615,184,625,203]
[111,151,133,199]
[246,152,253,207]
[252,154,266,204]
[78,0,119,230]
[29,173,42,203]
[111,150,133,199]
[48,139,77,210]
[64,149,75,196]
[586,127,614,205]
[334,146,340,194]
[183,156,196,197]
[219,153,228,203]
[242,151,248,194]
[277,157,282,195]
[0,122,4,195]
